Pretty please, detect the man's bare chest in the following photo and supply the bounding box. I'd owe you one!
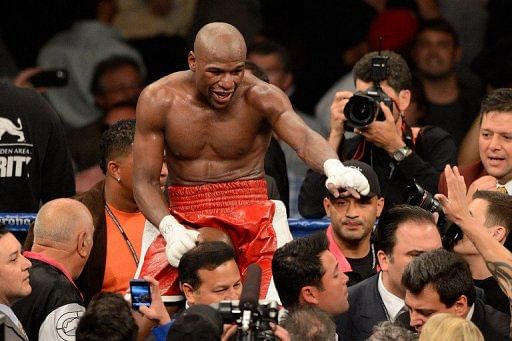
[165,107,269,160]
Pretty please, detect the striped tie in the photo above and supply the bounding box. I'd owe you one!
[497,185,508,194]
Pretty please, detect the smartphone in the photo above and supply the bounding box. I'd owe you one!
[130,279,152,310]
[29,69,68,87]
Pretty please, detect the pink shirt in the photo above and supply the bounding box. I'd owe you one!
[325,225,380,273]
[23,251,81,296]
[326,225,353,273]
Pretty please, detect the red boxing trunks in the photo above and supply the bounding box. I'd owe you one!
[139,179,277,299]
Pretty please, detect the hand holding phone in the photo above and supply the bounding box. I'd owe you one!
[133,276,171,326]
[28,69,68,88]
[130,279,152,310]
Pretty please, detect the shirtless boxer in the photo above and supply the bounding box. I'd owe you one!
[133,22,369,297]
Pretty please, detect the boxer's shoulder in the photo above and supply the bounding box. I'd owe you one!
[139,72,195,111]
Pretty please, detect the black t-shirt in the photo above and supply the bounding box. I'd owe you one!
[425,101,465,146]
[0,83,75,212]
[475,277,510,315]
[346,248,376,287]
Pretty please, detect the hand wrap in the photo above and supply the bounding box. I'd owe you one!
[323,159,370,197]
[159,215,199,267]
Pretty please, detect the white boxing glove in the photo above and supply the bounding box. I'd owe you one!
[324,159,370,197]
[159,215,199,267]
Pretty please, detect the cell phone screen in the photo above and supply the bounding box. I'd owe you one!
[130,279,151,310]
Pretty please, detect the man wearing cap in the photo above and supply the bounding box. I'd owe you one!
[323,160,384,286]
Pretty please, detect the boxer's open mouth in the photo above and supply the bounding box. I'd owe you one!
[212,91,233,104]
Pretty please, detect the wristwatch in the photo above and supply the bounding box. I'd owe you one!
[392,145,412,162]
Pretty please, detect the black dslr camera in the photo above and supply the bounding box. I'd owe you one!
[215,299,278,340]
[344,55,394,130]
[404,179,463,250]
[213,264,279,340]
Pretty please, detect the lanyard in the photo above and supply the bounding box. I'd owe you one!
[105,205,139,267]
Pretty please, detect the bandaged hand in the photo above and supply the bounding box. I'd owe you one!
[324,159,370,197]
[159,215,199,267]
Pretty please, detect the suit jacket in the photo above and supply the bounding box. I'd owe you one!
[472,298,510,340]
[0,308,28,341]
[336,274,388,341]
[73,180,108,306]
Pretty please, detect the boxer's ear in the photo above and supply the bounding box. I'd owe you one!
[188,51,197,72]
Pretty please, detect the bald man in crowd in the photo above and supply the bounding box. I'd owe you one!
[133,22,370,298]
[12,199,94,341]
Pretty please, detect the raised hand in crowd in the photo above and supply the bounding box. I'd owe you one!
[134,276,171,340]
[436,165,512,321]
[466,175,500,201]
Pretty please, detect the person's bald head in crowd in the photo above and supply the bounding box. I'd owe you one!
[32,198,94,279]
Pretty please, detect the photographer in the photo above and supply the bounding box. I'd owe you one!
[299,51,457,217]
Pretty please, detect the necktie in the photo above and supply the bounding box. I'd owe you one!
[394,305,409,322]
[497,185,508,194]
[395,305,414,332]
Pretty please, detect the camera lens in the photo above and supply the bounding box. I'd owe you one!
[405,182,442,214]
[344,95,378,127]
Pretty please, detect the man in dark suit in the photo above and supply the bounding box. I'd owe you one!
[403,249,510,339]
[336,205,442,340]
[272,232,350,316]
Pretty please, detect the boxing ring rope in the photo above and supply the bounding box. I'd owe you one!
[1,213,330,239]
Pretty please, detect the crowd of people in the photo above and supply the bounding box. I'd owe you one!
[1,1,512,340]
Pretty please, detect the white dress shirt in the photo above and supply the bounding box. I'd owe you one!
[377,272,405,322]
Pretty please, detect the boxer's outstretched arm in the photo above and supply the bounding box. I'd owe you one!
[133,85,170,226]
[249,84,369,196]
[249,85,337,172]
